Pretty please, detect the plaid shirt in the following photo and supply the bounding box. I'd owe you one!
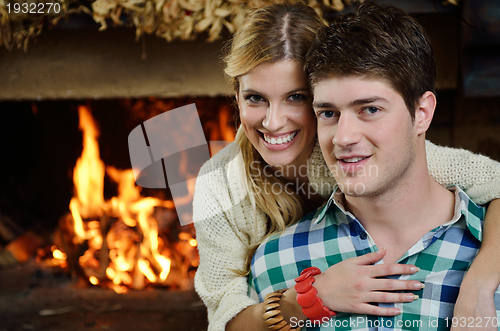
[249,186,500,330]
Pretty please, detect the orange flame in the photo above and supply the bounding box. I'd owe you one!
[63,105,186,292]
[46,101,235,293]
[69,107,105,243]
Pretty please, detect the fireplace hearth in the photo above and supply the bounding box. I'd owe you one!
[0,259,208,331]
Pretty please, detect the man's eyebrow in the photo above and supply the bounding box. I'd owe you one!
[349,97,388,106]
[313,97,388,109]
[312,101,336,109]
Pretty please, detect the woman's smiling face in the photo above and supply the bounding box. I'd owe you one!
[237,60,317,169]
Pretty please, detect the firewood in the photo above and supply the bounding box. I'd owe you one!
[2,230,44,264]
[0,213,23,243]
[0,249,17,268]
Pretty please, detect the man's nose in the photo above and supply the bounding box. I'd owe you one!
[333,113,362,147]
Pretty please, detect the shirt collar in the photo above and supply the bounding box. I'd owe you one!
[311,186,485,241]
[311,187,348,227]
[448,185,485,241]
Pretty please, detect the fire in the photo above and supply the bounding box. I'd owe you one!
[53,105,200,292]
[37,100,235,292]
[72,106,106,218]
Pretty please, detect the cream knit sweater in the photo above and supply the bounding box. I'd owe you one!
[193,139,500,331]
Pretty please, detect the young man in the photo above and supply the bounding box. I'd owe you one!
[249,3,500,330]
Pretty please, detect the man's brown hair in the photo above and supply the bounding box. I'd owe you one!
[305,2,436,120]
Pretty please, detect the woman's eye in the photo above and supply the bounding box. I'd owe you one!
[289,93,306,102]
[245,95,264,103]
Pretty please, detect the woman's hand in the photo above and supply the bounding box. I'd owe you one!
[452,266,498,331]
[312,249,423,316]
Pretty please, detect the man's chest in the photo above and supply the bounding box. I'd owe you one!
[250,221,482,330]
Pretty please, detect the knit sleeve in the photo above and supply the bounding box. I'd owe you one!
[426,140,500,205]
[193,144,263,331]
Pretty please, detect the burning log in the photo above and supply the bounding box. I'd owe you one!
[45,105,199,293]
[0,230,44,268]
[0,213,23,244]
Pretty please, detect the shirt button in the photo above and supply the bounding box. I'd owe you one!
[359,232,367,240]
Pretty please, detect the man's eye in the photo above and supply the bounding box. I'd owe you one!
[317,111,336,119]
[364,106,379,114]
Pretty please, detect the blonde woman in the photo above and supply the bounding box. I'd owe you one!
[193,3,500,331]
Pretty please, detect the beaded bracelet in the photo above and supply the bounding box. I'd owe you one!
[263,289,301,331]
[294,267,336,323]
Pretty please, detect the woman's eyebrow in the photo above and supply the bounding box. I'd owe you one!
[242,88,309,96]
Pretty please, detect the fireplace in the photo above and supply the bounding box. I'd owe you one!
[0,7,246,327]
[0,95,236,330]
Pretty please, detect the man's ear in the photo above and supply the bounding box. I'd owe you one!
[415,91,436,135]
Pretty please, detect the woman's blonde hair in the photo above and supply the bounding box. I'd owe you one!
[224,2,325,273]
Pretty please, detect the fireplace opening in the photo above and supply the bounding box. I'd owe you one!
[0,97,236,331]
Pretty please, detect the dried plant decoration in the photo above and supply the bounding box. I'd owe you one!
[0,0,461,51]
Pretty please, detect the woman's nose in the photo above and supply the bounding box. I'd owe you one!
[262,104,287,132]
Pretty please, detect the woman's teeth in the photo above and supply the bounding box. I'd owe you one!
[263,131,297,145]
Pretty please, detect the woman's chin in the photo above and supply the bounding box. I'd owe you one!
[260,153,296,168]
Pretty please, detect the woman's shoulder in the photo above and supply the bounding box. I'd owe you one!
[197,141,240,178]
[195,141,245,198]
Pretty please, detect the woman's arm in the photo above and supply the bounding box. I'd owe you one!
[193,145,264,331]
[452,199,500,331]
[425,141,500,328]
[425,140,500,204]
[226,287,305,331]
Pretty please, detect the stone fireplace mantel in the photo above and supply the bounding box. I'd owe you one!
[0,22,232,101]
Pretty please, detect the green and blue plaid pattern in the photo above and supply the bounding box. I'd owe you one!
[250,186,500,330]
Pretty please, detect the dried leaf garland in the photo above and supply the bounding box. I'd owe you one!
[0,0,462,51]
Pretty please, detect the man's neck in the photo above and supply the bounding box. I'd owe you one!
[342,156,455,263]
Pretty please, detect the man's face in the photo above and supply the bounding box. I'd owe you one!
[313,75,418,197]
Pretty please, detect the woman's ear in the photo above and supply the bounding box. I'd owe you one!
[415,91,436,135]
